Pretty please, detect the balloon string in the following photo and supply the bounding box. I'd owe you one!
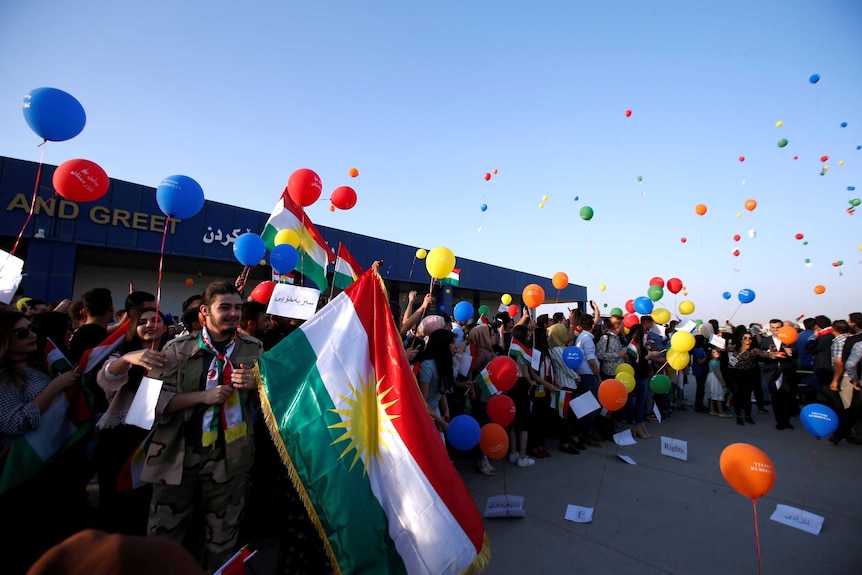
[752,498,763,575]
[801,438,817,512]
[10,144,47,256]
[727,302,744,322]
[407,255,416,284]
[502,457,511,518]
[299,211,307,288]
[153,217,170,342]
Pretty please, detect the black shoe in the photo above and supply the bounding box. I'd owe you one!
[737,417,744,426]
[776,424,786,430]
[745,416,755,424]
[829,434,842,445]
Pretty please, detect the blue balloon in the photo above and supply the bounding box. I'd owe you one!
[270,244,299,275]
[809,74,820,84]
[573,196,579,201]
[849,186,856,191]
[232,233,266,267]
[563,346,583,369]
[22,87,86,142]
[800,404,839,439]
[738,289,756,304]
[446,415,481,450]
[156,175,205,219]
[480,204,487,212]
[857,145,861,150]
[439,305,445,311]
[722,291,731,300]
[841,122,848,128]
[453,301,474,323]
[633,296,654,315]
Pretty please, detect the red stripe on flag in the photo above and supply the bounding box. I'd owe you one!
[337,242,363,276]
[345,270,485,553]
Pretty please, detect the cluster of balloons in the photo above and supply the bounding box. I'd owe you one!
[286,168,358,212]
[482,168,499,182]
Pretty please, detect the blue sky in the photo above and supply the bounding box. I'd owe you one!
[1,1,860,326]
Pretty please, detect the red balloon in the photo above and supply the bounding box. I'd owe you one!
[287,168,322,207]
[507,304,519,318]
[793,155,799,160]
[487,394,516,427]
[667,277,683,294]
[625,299,635,313]
[733,249,740,257]
[487,356,518,393]
[623,312,639,329]
[484,172,491,181]
[52,158,110,203]
[680,237,687,243]
[795,233,804,240]
[820,155,829,163]
[649,276,665,288]
[249,281,276,304]
[625,109,632,117]
[330,186,357,210]
[733,234,741,241]
[738,156,745,162]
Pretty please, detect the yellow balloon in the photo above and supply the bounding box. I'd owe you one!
[542,195,548,202]
[615,363,634,377]
[736,213,742,218]
[259,259,267,266]
[425,246,455,279]
[839,160,845,166]
[679,300,695,315]
[667,349,690,370]
[823,165,829,171]
[274,229,300,247]
[501,293,512,306]
[539,203,544,209]
[671,330,695,353]
[623,327,630,335]
[416,248,427,260]
[599,284,607,292]
[775,121,783,127]
[617,372,636,393]
[859,244,862,251]
[652,307,671,324]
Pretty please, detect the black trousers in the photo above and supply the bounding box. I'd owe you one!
[769,380,796,427]
[730,368,757,417]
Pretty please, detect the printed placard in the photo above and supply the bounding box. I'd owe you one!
[266,284,320,320]
[769,504,824,536]
[564,504,594,523]
[660,436,688,461]
[484,494,526,518]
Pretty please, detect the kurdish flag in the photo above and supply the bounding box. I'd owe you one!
[508,338,532,365]
[77,319,130,374]
[474,368,498,400]
[258,266,489,575]
[555,389,572,418]
[626,340,639,363]
[440,268,460,286]
[333,242,363,290]
[261,189,336,291]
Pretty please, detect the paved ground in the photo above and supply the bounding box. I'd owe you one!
[455,389,862,575]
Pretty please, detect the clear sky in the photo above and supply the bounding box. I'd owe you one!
[1,1,860,326]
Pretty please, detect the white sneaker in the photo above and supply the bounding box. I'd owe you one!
[517,457,536,468]
[477,457,496,476]
[508,453,519,464]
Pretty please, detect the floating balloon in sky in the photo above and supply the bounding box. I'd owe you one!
[538,203,544,209]
[722,291,731,300]
[493,168,498,174]
[795,233,804,240]
[637,176,643,182]
[695,203,707,216]
[793,155,799,160]
[775,121,783,128]
[542,195,548,202]
[733,234,741,242]
[738,156,745,162]
[778,139,789,148]
[732,249,740,257]
[736,213,742,218]
[805,258,811,263]
[745,199,757,211]
[849,186,856,191]
[680,237,687,243]
[820,155,829,162]
[841,122,848,128]
[573,195,579,201]
[839,160,844,165]
[481,204,487,212]
[348,167,359,177]
[579,206,594,221]
[484,172,491,181]
[851,199,862,207]
[748,229,757,238]
[814,285,826,295]
[624,109,633,117]
[809,74,820,84]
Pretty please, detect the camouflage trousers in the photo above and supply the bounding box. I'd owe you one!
[148,446,249,573]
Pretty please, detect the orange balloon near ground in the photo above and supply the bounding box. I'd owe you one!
[479,423,509,460]
[348,167,359,178]
[695,203,707,216]
[598,379,628,411]
[552,272,569,290]
[720,443,776,499]
[776,326,798,345]
[814,284,826,295]
[522,284,545,308]
[745,199,757,211]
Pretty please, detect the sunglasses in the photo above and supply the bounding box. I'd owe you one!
[11,327,32,340]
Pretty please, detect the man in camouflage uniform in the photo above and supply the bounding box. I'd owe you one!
[142,281,263,572]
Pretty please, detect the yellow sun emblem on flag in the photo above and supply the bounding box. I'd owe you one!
[291,224,317,254]
[328,372,399,474]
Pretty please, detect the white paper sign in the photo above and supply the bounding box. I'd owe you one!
[709,334,726,350]
[0,249,24,304]
[530,349,542,372]
[653,403,662,423]
[618,455,637,465]
[613,428,637,446]
[565,504,594,523]
[266,284,320,320]
[677,320,697,333]
[457,348,473,377]
[570,391,601,419]
[124,376,163,430]
[769,504,824,536]
[484,494,526,518]
[660,436,688,461]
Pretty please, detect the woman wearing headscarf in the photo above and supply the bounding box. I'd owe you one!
[546,320,581,453]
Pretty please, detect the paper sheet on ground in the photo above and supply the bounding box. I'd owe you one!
[484,494,526,518]
[124,376,163,430]
[613,428,637,446]
[565,504,594,523]
[769,504,824,535]
[653,403,662,423]
[570,391,601,419]
[618,455,637,465]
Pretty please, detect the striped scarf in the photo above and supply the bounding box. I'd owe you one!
[198,328,246,447]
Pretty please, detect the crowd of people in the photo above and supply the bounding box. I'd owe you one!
[2,280,861,574]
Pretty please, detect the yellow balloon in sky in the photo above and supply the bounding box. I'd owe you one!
[839,160,845,165]
[425,246,456,279]
[542,195,548,202]
[736,213,742,218]
[652,307,671,324]
[775,121,783,127]
[415,248,427,260]
[679,300,695,315]
[599,284,607,292]
[501,293,512,305]
[539,203,544,209]
[667,349,690,370]
[274,229,300,247]
[823,165,829,171]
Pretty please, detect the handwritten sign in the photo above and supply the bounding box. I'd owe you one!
[570,391,601,419]
[267,284,320,320]
[769,504,824,536]
[530,349,542,372]
[564,504,594,523]
[660,436,688,461]
[0,249,24,304]
[484,494,526,518]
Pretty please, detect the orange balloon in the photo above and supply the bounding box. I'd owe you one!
[329,205,335,212]
[552,272,569,290]
[695,203,707,216]
[814,284,826,295]
[522,284,545,308]
[493,168,499,174]
[745,199,757,211]
[598,379,628,412]
[348,167,359,178]
[479,423,509,460]
[776,326,798,345]
[185,278,194,287]
[719,443,776,499]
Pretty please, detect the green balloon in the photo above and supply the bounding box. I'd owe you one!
[579,206,594,221]
[637,176,643,182]
[603,303,608,308]
[695,319,703,327]
[650,374,671,394]
[805,258,811,263]
[850,198,861,207]
[838,260,844,266]
[820,171,825,176]
[478,305,489,317]
[803,241,808,245]
[647,285,664,302]
[610,307,623,317]
[777,138,788,148]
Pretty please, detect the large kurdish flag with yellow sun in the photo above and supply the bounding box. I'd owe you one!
[258,267,489,575]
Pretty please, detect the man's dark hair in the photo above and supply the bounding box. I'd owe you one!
[201,282,240,307]
[552,312,565,323]
[80,288,113,317]
[640,315,654,325]
[24,299,46,311]
[803,317,817,330]
[182,294,202,312]
[181,308,201,332]
[580,315,594,329]
[769,318,783,326]
[849,312,862,327]
[125,291,156,314]
[814,315,831,329]
[241,301,267,326]
[833,320,849,334]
